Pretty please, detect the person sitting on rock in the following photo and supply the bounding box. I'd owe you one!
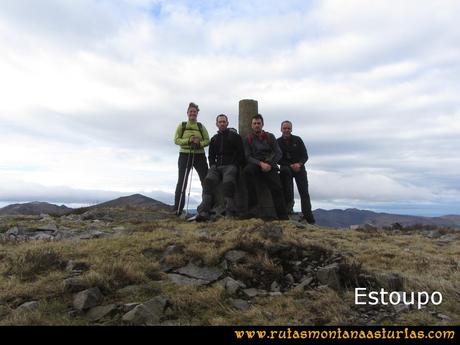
[243,114,288,220]
[196,114,245,221]
[277,120,315,224]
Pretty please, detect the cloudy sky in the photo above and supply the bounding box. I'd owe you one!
[1,0,459,216]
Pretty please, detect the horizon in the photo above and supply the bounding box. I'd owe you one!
[0,194,458,218]
[1,1,459,216]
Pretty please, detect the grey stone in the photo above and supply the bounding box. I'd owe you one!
[86,304,118,322]
[270,281,280,292]
[174,263,224,282]
[122,297,167,325]
[122,305,157,324]
[316,263,341,290]
[6,227,19,236]
[229,298,250,311]
[376,272,405,291]
[427,230,442,239]
[437,313,451,321]
[123,303,140,313]
[36,224,58,232]
[31,233,54,241]
[439,234,457,242]
[285,274,295,285]
[293,277,314,292]
[242,288,268,298]
[73,288,104,311]
[64,277,86,293]
[224,250,248,263]
[289,220,306,229]
[16,301,39,312]
[217,277,246,295]
[167,273,208,286]
[260,224,283,241]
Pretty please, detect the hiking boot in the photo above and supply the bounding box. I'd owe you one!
[304,213,316,224]
[195,212,210,222]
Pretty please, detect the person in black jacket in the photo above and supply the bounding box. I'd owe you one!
[243,114,288,220]
[196,114,244,220]
[277,120,315,224]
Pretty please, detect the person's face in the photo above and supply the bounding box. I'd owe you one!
[216,116,228,132]
[251,118,263,133]
[187,107,198,121]
[281,122,292,138]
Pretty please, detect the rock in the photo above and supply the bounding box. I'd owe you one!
[362,224,378,231]
[242,288,267,298]
[349,225,360,230]
[122,297,167,325]
[66,261,90,273]
[79,230,107,240]
[224,250,248,263]
[73,288,104,311]
[0,305,10,318]
[217,277,246,295]
[260,224,283,241]
[86,304,118,322]
[285,274,295,285]
[439,234,457,242]
[427,230,442,239]
[174,263,224,282]
[437,313,451,321]
[270,281,280,292]
[6,227,19,236]
[16,301,39,312]
[316,263,341,290]
[229,299,250,311]
[123,303,140,313]
[116,284,159,296]
[293,277,314,292]
[31,233,54,241]
[36,224,58,232]
[289,220,306,229]
[167,273,208,286]
[64,277,86,293]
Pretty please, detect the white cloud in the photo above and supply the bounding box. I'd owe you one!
[0,0,459,215]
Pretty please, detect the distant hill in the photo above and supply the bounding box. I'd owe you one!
[0,201,73,216]
[90,194,172,211]
[313,208,460,229]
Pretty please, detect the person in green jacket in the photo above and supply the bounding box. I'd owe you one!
[173,102,210,215]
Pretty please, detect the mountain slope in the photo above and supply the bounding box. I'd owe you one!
[0,202,73,216]
[313,208,460,229]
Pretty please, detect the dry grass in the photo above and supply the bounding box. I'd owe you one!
[0,214,458,325]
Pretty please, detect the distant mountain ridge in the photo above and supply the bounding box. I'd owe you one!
[0,201,73,216]
[313,208,460,229]
[0,196,458,229]
[91,194,171,210]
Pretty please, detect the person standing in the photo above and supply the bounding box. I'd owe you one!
[196,114,244,220]
[243,114,288,220]
[173,102,209,215]
[277,120,315,224]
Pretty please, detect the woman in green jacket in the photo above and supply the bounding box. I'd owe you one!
[173,102,210,215]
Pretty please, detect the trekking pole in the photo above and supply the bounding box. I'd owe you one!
[176,148,192,216]
[185,149,196,216]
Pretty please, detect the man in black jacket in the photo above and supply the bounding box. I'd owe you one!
[277,120,315,224]
[196,114,244,220]
[243,114,288,220]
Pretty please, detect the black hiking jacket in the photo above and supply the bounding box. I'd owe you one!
[208,129,245,167]
[277,134,309,166]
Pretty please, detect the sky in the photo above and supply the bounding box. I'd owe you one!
[0,0,459,216]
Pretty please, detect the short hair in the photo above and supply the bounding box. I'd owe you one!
[216,114,228,122]
[251,114,264,125]
[188,102,200,112]
[281,120,292,128]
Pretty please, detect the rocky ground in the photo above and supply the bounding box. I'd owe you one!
[0,207,458,325]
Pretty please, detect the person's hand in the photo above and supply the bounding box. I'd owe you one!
[290,163,302,172]
[260,161,272,172]
[189,136,200,149]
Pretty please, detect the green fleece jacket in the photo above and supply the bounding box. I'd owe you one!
[174,121,210,154]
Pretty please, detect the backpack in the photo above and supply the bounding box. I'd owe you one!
[181,121,204,139]
[247,131,272,145]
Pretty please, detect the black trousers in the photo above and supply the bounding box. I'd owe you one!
[174,152,208,213]
[243,163,288,219]
[279,165,313,218]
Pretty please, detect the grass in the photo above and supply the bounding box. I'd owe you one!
[0,212,458,325]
